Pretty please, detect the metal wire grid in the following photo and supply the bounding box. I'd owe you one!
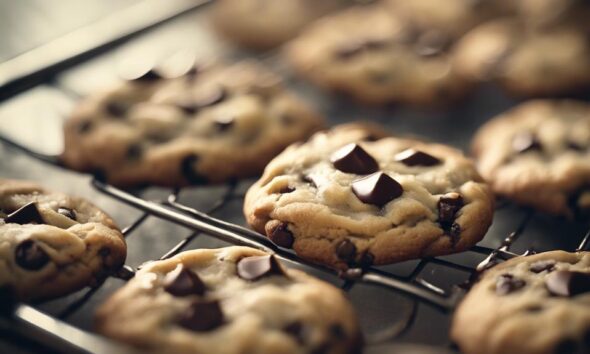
[1,135,589,353]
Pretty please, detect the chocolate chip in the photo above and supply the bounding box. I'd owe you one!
[15,240,50,270]
[214,115,234,132]
[359,251,374,267]
[284,322,304,343]
[330,143,379,175]
[496,274,526,295]
[512,132,542,154]
[268,222,294,248]
[553,339,578,354]
[414,30,450,57]
[57,207,76,221]
[194,86,227,108]
[335,240,356,262]
[180,155,208,184]
[438,192,464,225]
[5,202,44,225]
[130,69,162,81]
[78,120,93,134]
[237,255,285,281]
[334,42,364,60]
[179,299,224,332]
[105,102,129,117]
[529,260,556,273]
[352,172,403,207]
[126,144,143,161]
[164,265,206,296]
[395,149,441,167]
[546,270,590,297]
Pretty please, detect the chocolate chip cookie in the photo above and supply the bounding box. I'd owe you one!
[453,18,590,96]
[0,179,126,301]
[244,124,494,269]
[211,0,342,49]
[96,246,361,354]
[285,3,473,105]
[472,100,590,217]
[452,250,590,354]
[62,60,324,187]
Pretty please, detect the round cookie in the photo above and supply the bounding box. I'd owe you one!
[472,100,590,217]
[451,250,590,354]
[244,124,494,269]
[453,19,590,96]
[285,3,473,105]
[0,179,126,302]
[62,60,324,188]
[210,0,342,50]
[96,246,362,354]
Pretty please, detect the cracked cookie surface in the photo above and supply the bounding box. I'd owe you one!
[244,124,494,269]
[472,100,590,217]
[62,60,324,187]
[452,250,590,354]
[96,246,361,354]
[0,179,126,301]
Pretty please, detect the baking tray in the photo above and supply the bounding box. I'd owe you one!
[0,1,589,353]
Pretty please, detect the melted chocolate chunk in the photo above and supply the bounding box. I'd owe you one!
[529,260,556,273]
[130,69,162,81]
[179,299,224,332]
[237,255,285,281]
[78,120,93,134]
[105,102,129,117]
[546,270,590,297]
[512,132,542,154]
[164,265,206,296]
[352,172,403,207]
[57,207,76,221]
[126,144,143,161]
[194,86,227,108]
[438,193,464,225]
[180,155,208,184]
[335,240,356,262]
[414,30,450,57]
[214,115,234,132]
[395,149,441,167]
[268,223,294,248]
[15,240,50,270]
[330,143,378,174]
[496,274,526,295]
[5,202,44,225]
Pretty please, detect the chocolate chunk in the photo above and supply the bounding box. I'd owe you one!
[214,115,234,132]
[180,155,208,184]
[130,69,162,81]
[334,42,364,60]
[164,265,206,296]
[284,322,304,343]
[546,270,590,297]
[5,202,44,225]
[512,132,542,154]
[179,299,224,332]
[237,255,285,281]
[359,251,374,267]
[126,144,143,161]
[496,274,526,295]
[78,120,93,134]
[529,260,556,273]
[414,30,450,57]
[438,193,464,225]
[553,339,578,354]
[194,86,227,108]
[335,240,356,262]
[352,172,403,207]
[269,222,294,248]
[395,149,441,167]
[330,143,379,174]
[15,240,50,270]
[278,186,295,194]
[105,102,129,117]
[57,207,76,221]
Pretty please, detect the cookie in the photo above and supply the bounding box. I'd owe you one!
[453,19,590,96]
[451,250,590,354]
[0,179,126,301]
[517,0,590,29]
[286,3,473,105]
[96,246,362,354]
[244,123,494,269]
[211,0,342,49]
[62,60,324,187]
[472,100,590,217]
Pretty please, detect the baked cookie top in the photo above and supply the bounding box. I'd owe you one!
[285,3,472,105]
[244,124,494,269]
[472,100,590,217]
[62,60,324,187]
[453,19,590,96]
[0,179,126,301]
[452,250,590,354]
[211,0,341,49]
[96,246,361,354]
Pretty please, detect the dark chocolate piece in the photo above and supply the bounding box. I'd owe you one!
[181,155,208,184]
[15,240,50,270]
[164,265,206,297]
[529,260,556,273]
[335,240,356,262]
[126,144,143,161]
[438,193,464,225]
[5,202,44,225]
[496,273,526,295]
[237,255,285,281]
[269,223,294,248]
[546,270,590,297]
[395,149,441,167]
[330,143,379,175]
[352,172,403,207]
[179,299,224,332]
